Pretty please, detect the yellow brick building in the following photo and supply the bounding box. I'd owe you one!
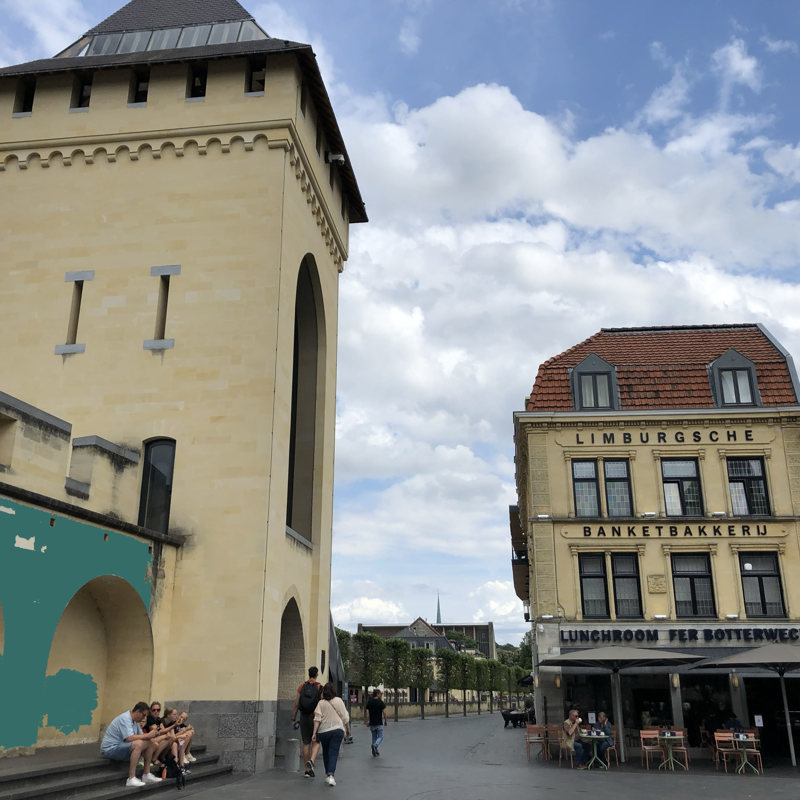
[0,0,366,770]
[512,324,800,757]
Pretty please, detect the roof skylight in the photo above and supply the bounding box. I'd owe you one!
[57,20,267,58]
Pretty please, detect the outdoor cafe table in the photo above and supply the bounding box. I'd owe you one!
[658,732,687,771]
[733,733,760,774]
[579,731,610,770]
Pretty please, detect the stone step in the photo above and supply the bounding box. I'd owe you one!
[0,748,233,800]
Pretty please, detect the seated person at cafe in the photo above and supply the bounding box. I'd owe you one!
[563,709,587,768]
[594,711,612,764]
[724,711,743,731]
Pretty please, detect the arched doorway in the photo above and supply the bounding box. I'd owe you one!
[275,598,305,765]
[40,575,152,746]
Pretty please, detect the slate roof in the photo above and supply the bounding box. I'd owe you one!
[526,324,800,412]
[88,0,253,33]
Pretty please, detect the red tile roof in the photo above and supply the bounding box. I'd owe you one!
[526,324,798,411]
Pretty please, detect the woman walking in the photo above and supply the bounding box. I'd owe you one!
[311,683,351,786]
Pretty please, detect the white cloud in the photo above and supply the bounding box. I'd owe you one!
[761,35,798,55]
[711,38,762,111]
[332,595,408,630]
[398,17,421,55]
[0,0,92,59]
[640,67,690,125]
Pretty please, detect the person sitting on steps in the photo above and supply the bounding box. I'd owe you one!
[100,701,163,788]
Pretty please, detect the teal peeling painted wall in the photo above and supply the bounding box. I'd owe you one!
[0,497,153,749]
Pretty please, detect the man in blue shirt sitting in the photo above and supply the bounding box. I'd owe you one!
[101,701,163,788]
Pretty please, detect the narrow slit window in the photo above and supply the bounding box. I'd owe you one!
[128,69,150,104]
[186,64,207,99]
[66,281,84,345]
[13,77,36,115]
[246,56,266,94]
[56,270,93,355]
[300,82,308,116]
[144,265,179,350]
[155,275,169,340]
[71,74,93,109]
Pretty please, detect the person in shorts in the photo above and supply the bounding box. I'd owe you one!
[100,701,163,788]
[292,666,322,777]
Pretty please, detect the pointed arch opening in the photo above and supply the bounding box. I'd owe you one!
[286,256,326,542]
[275,597,305,764]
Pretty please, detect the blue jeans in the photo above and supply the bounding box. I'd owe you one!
[572,741,586,765]
[319,729,344,776]
[370,725,384,749]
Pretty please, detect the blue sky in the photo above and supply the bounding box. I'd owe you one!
[6,1,800,646]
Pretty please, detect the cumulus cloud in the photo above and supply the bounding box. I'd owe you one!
[0,0,92,59]
[332,595,408,630]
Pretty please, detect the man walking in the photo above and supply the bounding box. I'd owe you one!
[365,689,387,756]
[101,701,163,788]
[292,666,322,777]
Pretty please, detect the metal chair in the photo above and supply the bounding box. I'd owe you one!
[604,725,619,767]
[714,730,740,773]
[640,729,662,770]
[525,724,548,761]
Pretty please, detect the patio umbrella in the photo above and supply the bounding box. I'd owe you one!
[693,642,800,766]
[539,645,705,762]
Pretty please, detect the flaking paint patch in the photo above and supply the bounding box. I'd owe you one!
[0,506,15,515]
[14,535,34,551]
[42,669,98,735]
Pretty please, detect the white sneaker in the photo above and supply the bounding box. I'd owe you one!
[326,775,336,786]
[186,753,196,763]
[142,773,162,784]
[125,776,145,787]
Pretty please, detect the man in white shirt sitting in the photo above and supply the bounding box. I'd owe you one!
[101,701,163,788]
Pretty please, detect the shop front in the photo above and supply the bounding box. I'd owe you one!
[534,621,800,758]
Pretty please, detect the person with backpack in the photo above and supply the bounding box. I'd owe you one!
[292,666,322,777]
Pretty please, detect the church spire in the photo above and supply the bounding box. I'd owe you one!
[436,593,442,625]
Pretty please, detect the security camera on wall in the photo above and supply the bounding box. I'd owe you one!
[325,152,346,165]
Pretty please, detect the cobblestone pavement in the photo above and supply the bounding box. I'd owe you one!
[178,712,799,800]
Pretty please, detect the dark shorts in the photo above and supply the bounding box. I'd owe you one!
[299,712,314,744]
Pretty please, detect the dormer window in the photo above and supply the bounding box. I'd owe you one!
[709,349,761,408]
[580,373,610,408]
[571,354,619,411]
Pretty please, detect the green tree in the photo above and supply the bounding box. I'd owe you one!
[496,647,518,668]
[486,659,502,714]
[435,648,459,718]
[383,638,411,722]
[334,626,351,675]
[518,631,532,671]
[351,632,386,709]
[474,659,488,715]
[445,630,481,652]
[408,647,434,719]
[456,653,475,717]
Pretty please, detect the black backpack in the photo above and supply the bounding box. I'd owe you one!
[298,681,321,714]
[161,752,186,790]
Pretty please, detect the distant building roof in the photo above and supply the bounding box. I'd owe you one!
[526,324,800,412]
